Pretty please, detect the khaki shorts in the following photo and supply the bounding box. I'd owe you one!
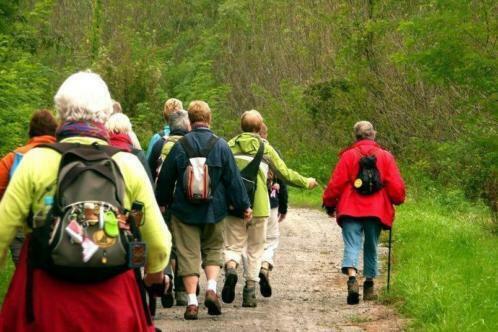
[171,215,224,277]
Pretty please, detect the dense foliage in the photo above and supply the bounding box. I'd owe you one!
[0,0,496,214]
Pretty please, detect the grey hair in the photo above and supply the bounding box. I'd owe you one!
[168,110,190,132]
[353,121,376,140]
[54,71,113,124]
[106,113,132,134]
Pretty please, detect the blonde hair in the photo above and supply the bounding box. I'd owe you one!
[241,110,263,133]
[353,121,376,140]
[54,71,113,124]
[163,98,183,121]
[187,100,211,124]
[106,113,132,134]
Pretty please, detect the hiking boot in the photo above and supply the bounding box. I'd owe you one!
[259,267,272,297]
[204,290,222,315]
[242,282,257,308]
[160,276,174,308]
[175,291,188,306]
[184,305,199,320]
[363,280,377,301]
[347,277,360,305]
[222,267,238,303]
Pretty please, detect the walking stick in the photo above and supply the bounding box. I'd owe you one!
[387,227,393,291]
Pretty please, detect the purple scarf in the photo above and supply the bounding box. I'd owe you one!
[56,121,109,142]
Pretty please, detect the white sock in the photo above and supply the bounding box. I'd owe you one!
[187,294,198,306]
[207,279,217,292]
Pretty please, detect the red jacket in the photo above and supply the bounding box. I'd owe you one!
[0,135,56,200]
[322,139,405,228]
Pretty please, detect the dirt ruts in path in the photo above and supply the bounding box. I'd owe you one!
[155,208,404,331]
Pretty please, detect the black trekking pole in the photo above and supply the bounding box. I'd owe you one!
[387,227,393,291]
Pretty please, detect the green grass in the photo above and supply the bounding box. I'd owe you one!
[0,257,14,305]
[388,196,498,331]
[288,186,323,208]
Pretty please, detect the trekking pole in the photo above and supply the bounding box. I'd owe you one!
[387,227,393,292]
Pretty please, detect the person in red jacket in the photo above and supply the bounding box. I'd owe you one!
[322,121,405,305]
[0,109,58,264]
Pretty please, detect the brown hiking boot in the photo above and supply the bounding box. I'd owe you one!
[363,280,377,301]
[204,290,222,315]
[184,305,199,320]
[347,277,360,305]
[242,281,257,307]
[259,267,272,298]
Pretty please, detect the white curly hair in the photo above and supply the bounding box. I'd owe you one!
[106,113,133,134]
[54,71,113,124]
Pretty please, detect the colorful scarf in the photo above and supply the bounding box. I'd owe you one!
[56,121,109,142]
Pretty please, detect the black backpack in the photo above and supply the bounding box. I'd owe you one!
[229,141,265,217]
[29,143,142,282]
[353,150,383,195]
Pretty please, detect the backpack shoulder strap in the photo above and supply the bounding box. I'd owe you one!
[179,137,196,159]
[200,135,219,157]
[38,142,122,157]
[240,140,265,179]
[179,135,219,158]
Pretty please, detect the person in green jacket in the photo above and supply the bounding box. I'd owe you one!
[222,110,318,307]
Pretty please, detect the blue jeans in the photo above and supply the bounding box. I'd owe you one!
[341,218,382,278]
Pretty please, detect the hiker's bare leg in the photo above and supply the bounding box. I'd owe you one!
[183,275,199,294]
[205,265,220,280]
[347,268,357,277]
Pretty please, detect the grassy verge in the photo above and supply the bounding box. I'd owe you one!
[387,196,497,331]
[289,186,497,330]
[0,257,14,305]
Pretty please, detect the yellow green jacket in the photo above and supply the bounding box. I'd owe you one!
[228,132,311,217]
[0,137,171,273]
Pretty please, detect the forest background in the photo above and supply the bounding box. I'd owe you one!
[0,1,497,330]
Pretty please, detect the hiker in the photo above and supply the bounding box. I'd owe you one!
[258,123,288,298]
[151,110,191,307]
[222,110,318,308]
[0,71,171,332]
[156,100,252,320]
[147,110,191,182]
[0,109,58,265]
[112,100,142,150]
[106,112,153,183]
[322,121,405,305]
[145,98,183,159]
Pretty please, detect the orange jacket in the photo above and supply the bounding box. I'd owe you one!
[0,135,56,200]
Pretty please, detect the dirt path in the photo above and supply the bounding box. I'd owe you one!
[154,208,404,331]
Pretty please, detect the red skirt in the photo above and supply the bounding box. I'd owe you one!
[0,239,155,332]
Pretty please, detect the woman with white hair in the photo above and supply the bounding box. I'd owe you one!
[106,113,153,183]
[0,71,171,331]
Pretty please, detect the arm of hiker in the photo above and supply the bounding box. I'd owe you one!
[0,153,34,264]
[155,145,179,209]
[221,142,251,213]
[125,155,171,274]
[322,154,350,209]
[266,145,314,189]
[383,152,406,205]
